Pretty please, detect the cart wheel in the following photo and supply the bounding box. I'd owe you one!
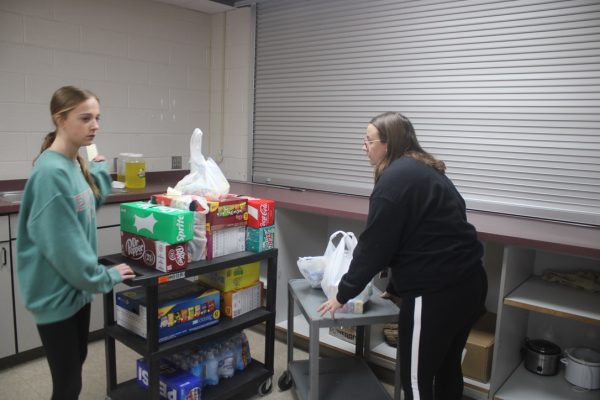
[277,370,293,391]
[258,377,273,396]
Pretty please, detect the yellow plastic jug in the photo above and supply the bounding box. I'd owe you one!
[124,153,146,189]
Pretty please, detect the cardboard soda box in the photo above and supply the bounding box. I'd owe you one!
[246,225,275,252]
[120,201,194,244]
[121,231,188,272]
[116,279,220,343]
[243,197,275,228]
[136,358,201,400]
[197,261,260,292]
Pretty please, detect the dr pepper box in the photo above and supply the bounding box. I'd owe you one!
[236,196,275,228]
[120,201,193,244]
[116,280,220,343]
[136,358,201,400]
[121,231,188,272]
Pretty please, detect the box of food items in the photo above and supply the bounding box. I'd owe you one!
[116,280,220,343]
[222,280,264,319]
[196,261,260,292]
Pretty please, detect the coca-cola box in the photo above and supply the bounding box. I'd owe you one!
[121,231,188,272]
[240,196,275,228]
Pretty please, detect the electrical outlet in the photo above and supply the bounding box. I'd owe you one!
[171,155,182,169]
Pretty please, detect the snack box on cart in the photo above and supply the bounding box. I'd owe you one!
[196,261,260,292]
[116,279,220,343]
[205,225,246,260]
[206,196,248,228]
[222,280,264,319]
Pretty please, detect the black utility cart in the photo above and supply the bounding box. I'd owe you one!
[278,279,402,400]
[101,249,278,400]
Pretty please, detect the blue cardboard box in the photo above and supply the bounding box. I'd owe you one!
[116,279,220,343]
[136,358,201,400]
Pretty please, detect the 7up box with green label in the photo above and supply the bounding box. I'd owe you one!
[120,201,194,244]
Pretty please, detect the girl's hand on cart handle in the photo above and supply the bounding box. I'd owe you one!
[318,297,343,319]
[113,263,136,281]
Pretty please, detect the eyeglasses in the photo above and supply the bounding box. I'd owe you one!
[363,136,382,148]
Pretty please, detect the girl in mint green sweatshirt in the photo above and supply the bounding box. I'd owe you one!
[16,86,135,400]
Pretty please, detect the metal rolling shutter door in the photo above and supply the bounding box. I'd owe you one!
[253,0,600,225]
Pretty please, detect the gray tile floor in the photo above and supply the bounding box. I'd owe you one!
[0,328,395,400]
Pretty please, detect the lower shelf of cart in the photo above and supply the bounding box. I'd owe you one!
[288,357,392,400]
[107,360,271,400]
[106,308,272,357]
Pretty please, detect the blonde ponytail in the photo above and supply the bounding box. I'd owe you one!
[33,131,57,164]
[77,154,101,199]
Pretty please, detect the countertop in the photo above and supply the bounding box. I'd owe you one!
[1,171,599,259]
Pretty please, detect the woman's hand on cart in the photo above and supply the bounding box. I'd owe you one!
[318,297,343,319]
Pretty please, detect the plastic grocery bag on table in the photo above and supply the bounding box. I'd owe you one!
[320,231,372,313]
[297,256,328,288]
[174,128,230,198]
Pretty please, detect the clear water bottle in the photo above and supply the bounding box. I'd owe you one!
[204,350,219,386]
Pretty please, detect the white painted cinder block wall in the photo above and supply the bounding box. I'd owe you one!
[0,0,252,181]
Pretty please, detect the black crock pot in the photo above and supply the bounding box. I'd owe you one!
[523,338,562,376]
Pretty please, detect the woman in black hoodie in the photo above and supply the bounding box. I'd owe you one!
[318,112,488,400]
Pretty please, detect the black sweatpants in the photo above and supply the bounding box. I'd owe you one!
[37,303,91,400]
[398,266,487,400]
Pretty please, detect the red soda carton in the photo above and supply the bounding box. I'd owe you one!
[241,197,275,228]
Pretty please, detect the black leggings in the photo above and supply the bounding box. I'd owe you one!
[37,303,91,400]
[399,267,487,400]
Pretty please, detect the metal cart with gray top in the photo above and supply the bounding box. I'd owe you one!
[278,279,401,400]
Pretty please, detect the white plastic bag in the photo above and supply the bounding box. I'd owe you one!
[321,231,373,313]
[174,128,230,198]
[297,256,328,288]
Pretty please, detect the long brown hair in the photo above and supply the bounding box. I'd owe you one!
[37,86,101,198]
[369,112,446,182]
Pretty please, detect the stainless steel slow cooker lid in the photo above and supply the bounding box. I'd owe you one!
[567,347,600,366]
[527,339,561,355]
